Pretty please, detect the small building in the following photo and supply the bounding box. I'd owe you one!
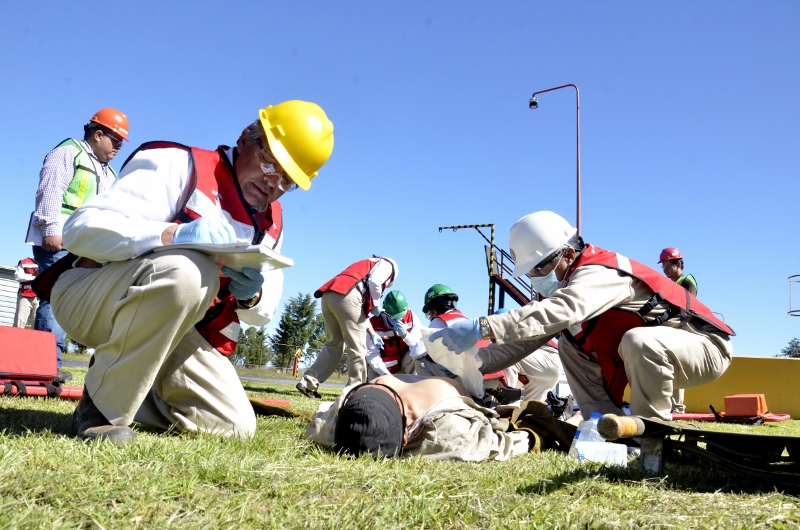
[0,265,18,327]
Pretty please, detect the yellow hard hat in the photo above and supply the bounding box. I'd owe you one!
[259,100,334,191]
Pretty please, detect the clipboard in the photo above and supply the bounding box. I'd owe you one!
[149,242,294,272]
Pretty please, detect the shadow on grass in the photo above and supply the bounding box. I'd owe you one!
[241,385,294,395]
[517,457,798,496]
[0,407,71,436]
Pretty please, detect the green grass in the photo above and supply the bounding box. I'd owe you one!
[1,369,798,528]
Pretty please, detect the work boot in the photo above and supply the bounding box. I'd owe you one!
[71,389,136,445]
[57,371,73,383]
[296,381,321,399]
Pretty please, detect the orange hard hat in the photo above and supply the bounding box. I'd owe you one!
[90,108,129,141]
[658,247,682,263]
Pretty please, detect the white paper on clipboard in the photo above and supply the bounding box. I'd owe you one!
[149,242,294,272]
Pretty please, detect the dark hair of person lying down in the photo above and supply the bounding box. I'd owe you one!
[334,383,407,458]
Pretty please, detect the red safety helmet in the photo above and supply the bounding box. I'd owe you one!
[658,247,683,263]
[90,108,129,141]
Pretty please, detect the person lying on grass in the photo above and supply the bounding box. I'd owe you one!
[305,374,531,461]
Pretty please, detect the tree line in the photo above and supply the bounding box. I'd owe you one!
[229,292,331,370]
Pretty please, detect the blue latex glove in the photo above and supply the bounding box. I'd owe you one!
[222,266,264,301]
[174,216,236,244]
[428,318,481,353]
[371,334,385,349]
[369,306,382,317]
[387,316,407,338]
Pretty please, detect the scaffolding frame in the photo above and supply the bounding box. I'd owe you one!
[439,224,534,314]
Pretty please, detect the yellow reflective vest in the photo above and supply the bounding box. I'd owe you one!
[57,139,118,215]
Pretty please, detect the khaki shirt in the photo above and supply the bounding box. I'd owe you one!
[485,265,731,353]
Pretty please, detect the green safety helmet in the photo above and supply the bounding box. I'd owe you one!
[383,291,408,319]
[422,284,458,313]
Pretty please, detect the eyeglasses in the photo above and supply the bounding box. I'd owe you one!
[103,130,124,148]
[255,138,296,193]
[529,249,565,277]
[661,261,679,270]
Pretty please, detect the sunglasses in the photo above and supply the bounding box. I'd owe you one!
[529,249,565,277]
[103,130,124,148]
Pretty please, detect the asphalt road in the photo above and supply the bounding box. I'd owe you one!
[61,359,345,389]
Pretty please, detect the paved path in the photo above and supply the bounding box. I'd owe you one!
[61,359,345,389]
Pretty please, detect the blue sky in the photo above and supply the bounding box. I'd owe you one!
[1,2,797,357]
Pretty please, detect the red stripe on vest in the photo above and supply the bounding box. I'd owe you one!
[369,312,414,374]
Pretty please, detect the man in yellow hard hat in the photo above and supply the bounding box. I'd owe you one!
[40,100,334,444]
[25,108,130,381]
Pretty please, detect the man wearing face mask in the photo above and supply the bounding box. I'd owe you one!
[41,100,334,444]
[431,211,734,421]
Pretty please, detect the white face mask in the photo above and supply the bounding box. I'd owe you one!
[529,254,565,297]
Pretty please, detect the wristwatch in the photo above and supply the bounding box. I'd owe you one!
[237,289,262,309]
[478,316,492,340]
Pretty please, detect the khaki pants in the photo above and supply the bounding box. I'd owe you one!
[301,289,367,390]
[14,294,38,329]
[502,344,562,402]
[51,250,256,437]
[559,326,732,420]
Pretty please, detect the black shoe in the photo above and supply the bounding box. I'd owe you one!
[71,388,136,445]
[57,371,73,383]
[296,382,321,399]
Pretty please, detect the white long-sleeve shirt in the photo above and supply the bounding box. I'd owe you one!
[366,311,426,375]
[62,146,283,326]
[364,258,395,309]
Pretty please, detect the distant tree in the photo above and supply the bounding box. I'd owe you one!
[271,293,325,370]
[231,326,271,367]
[778,337,800,358]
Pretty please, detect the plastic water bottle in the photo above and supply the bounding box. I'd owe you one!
[572,411,604,445]
[569,411,627,467]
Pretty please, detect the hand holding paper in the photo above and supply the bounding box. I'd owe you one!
[174,216,236,244]
[222,266,264,301]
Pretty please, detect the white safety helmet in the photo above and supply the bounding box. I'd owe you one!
[509,211,577,278]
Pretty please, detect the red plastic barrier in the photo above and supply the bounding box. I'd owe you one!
[1,383,83,401]
[671,412,791,423]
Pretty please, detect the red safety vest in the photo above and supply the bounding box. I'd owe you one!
[368,311,414,374]
[314,258,395,316]
[18,258,38,298]
[564,244,734,406]
[122,142,283,356]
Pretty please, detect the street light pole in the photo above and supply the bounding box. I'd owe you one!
[529,84,581,236]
